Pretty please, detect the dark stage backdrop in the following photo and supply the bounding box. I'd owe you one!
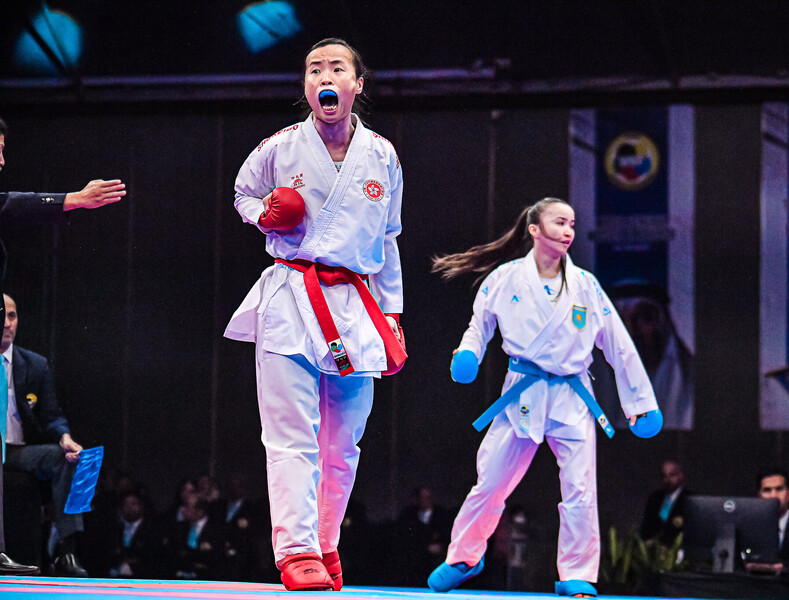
[0,102,785,566]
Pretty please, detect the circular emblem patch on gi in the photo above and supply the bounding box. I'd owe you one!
[363,179,384,201]
[604,132,660,191]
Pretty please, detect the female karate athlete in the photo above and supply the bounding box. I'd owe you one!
[428,198,658,597]
[224,38,405,591]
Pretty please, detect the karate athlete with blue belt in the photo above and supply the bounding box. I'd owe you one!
[224,38,405,592]
[429,198,661,598]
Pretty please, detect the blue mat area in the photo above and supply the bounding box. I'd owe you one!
[0,576,726,600]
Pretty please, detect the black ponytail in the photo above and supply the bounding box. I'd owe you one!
[432,197,570,286]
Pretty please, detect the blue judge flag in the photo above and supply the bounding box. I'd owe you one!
[65,446,104,514]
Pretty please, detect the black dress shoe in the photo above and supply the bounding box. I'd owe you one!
[54,553,88,577]
[0,552,40,575]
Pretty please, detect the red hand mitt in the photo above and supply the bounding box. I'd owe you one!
[259,187,305,230]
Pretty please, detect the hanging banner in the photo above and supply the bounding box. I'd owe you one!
[570,106,695,430]
[760,103,789,430]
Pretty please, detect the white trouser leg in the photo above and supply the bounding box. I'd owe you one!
[257,351,321,565]
[446,414,539,566]
[255,350,373,567]
[546,417,599,583]
[316,368,373,554]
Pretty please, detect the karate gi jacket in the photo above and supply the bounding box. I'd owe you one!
[458,251,657,441]
[225,114,403,375]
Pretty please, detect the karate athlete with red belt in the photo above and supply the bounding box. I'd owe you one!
[224,38,405,591]
[429,198,660,598]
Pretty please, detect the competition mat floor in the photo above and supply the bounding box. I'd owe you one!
[0,577,725,600]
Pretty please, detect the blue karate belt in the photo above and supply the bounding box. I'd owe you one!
[472,357,615,439]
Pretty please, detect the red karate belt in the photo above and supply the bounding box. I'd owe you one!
[275,258,407,376]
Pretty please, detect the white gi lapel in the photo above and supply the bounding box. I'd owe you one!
[523,251,572,358]
[303,114,342,188]
[300,115,367,256]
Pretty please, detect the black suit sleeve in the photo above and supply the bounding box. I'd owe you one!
[0,192,67,225]
[0,191,68,320]
[35,356,70,442]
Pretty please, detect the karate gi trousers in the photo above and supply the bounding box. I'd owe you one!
[446,410,600,583]
[256,350,374,567]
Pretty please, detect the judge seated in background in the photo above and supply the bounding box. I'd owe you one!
[640,458,690,547]
[745,467,789,575]
[1,294,89,576]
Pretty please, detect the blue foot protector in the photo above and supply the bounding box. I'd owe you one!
[555,580,597,597]
[629,409,663,438]
[428,555,485,593]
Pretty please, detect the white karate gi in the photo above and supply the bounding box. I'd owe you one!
[224,113,403,565]
[446,251,657,583]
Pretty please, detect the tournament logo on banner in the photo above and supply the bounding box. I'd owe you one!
[605,132,660,191]
[595,108,669,290]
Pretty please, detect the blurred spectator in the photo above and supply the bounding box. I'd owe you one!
[81,467,127,574]
[496,505,541,590]
[336,497,376,585]
[158,478,197,571]
[106,490,163,578]
[214,474,269,582]
[394,486,452,586]
[640,458,690,546]
[197,473,222,507]
[160,478,197,529]
[171,494,227,580]
[466,504,545,591]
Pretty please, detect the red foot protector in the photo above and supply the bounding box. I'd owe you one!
[280,552,334,591]
[321,550,343,591]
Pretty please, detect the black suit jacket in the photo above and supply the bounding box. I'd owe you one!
[214,497,267,537]
[0,191,66,320]
[0,191,66,227]
[640,487,691,544]
[9,345,70,445]
[172,517,228,580]
[109,518,164,578]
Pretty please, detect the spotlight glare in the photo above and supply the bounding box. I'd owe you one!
[14,6,83,75]
[237,1,301,55]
